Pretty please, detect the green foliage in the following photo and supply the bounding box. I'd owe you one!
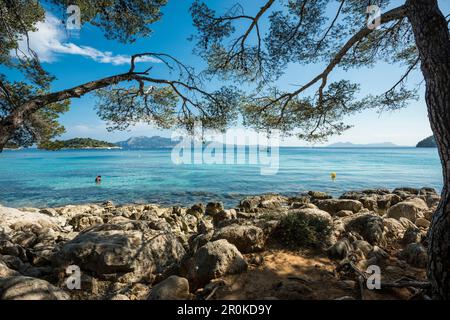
[1,78,70,147]
[96,86,179,131]
[416,136,437,148]
[39,138,117,150]
[2,0,441,150]
[0,1,45,67]
[96,84,242,134]
[190,0,423,142]
[242,80,366,142]
[4,142,20,149]
[48,0,168,43]
[1,0,168,149]
[276,212,332,248]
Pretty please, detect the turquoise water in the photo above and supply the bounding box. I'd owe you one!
[0,148,443,208]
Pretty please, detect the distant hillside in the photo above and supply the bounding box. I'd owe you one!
[4,142,21,150]
[116,136,178,149]
[327,142,400,148]
[39,138,119,150]
[416,136,437,148]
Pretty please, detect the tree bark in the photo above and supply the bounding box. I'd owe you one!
[406,0,450,299]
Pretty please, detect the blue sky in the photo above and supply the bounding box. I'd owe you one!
[4,0,450,146]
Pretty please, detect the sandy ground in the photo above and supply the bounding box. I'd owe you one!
[212,247,427,300]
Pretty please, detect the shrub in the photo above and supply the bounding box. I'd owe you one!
[276,212,332,248]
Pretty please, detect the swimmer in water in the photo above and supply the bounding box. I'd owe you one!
[95,175,102,184]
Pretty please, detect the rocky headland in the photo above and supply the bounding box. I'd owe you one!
[0,187,439,300]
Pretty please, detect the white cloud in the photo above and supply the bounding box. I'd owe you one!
[16,13,160,65]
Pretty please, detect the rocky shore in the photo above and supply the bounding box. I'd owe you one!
[0,187,439,300]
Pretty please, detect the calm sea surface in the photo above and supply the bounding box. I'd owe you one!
[0,147,442,208]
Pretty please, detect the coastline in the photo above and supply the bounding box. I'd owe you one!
[0,186,438,300]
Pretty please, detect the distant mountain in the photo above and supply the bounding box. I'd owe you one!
[416,136,437,148]
[116,136,179,149]
[327,142,400,148]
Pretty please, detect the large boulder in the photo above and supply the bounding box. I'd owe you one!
[400,243,427,268]
[54,221,186,282]
[258,195,287,209]
[212,209,237,225]
[415,218,430,229]
[187,203,205,216]
[307,191,332,200]
[184,239,247,289]
[68,214,104,232]
[0,260,20,278]
[386,198,428,222]
[197,218,214,234]
[315,199,363,214]
[377,194,402,211]
[327,238,352,260]
[0,206,67,234]
[401,227,422,245]
[424,194,440,209]
[359,196,378,212]
[393,187,420,199]
[205,202,224,216]
[238,195,287,213]
[56,204,101,219]
[0,276,69,300]
[239,197,262,212]
[148,276,191,300]
[342,213,385,245]
[212,224,265,253]
[382,218,406,242]
[288,208,332,223]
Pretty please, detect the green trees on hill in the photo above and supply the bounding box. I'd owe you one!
[417,136,437,148]
[39,138,117,150]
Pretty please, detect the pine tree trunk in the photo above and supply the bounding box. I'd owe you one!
[406,0,450,299]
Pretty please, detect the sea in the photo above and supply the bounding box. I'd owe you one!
[0,147,443,208]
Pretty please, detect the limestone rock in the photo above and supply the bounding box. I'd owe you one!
[0,260,20,278]
[148,276,191,300]
[401,227,422,245]
[400,243,427,268]
[184,239,247,289]
[187,203,205,216]
[386,198,428,222]
[316,199,363,214]
[289,208,332,223]
[343,213,384,245]
[68,214,104,232]
[212,224,265,253]
[0,206,66,234]
[382,218,406,241]
[197,218,214,234]
[212,209,237,225]
[54,221,186,282]
[307,191,332,200]
[0,276,69,300]
[327,238,351,260]
[205,202,224,216]
[336,210,353,217]
[415,218,430,229]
